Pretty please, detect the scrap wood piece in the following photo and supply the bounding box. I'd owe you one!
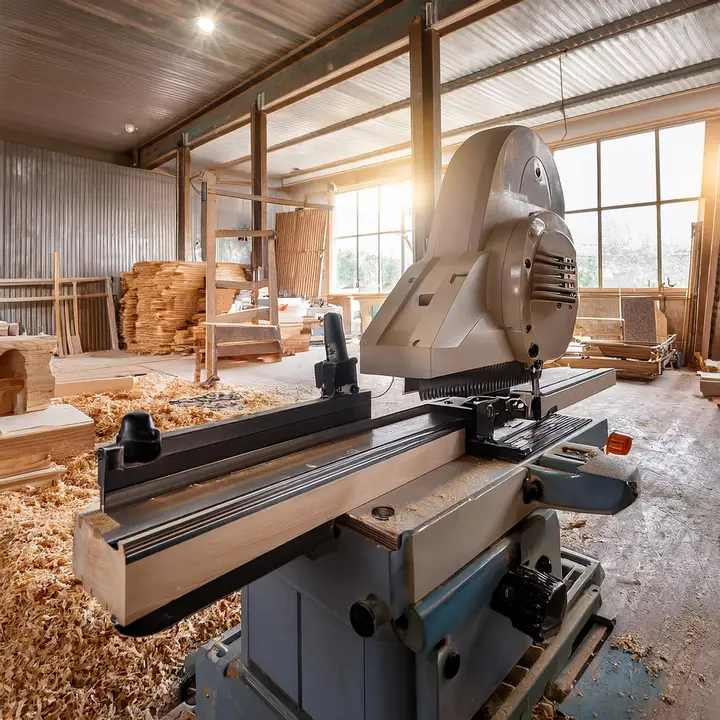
[54,376,134,397]
[0,463,66,493]
[0,335,57,414]
[0,403,94,461]
[574,316,624,341]
[0,452,51,480]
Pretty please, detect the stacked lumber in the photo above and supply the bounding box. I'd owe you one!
[557,335,677,379]
[0,404,93,491]
[275,209,327,298]
[120,262,248,354]
[0,336,57,415]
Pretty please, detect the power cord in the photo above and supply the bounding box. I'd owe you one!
[372,377,396,399]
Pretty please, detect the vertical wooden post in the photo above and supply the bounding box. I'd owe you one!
[268,236,279,327]
[202,178,218,379]
[698,119,720,358]
[176,145,191,261]
[104,277,119,350]
[52,252,65,357]
[251,95,268,276]
[409,9,441,263]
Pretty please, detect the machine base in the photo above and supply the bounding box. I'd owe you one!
[173,548,609,720]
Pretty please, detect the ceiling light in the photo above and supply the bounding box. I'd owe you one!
[124,123,137,134]
[196,16,215,33]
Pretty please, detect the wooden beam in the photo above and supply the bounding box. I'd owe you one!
[202,179,218,379]
[211,188,333,210]
[699,118,720,358]
[215,307,271,323]
[215,279,269,291]
[409,13,441,261]
[211,323,281,343]
[105,278,119,350]
[176,145,191,261]
[216,229,274,238]
[52,252,65,357]
[73,429,465,625]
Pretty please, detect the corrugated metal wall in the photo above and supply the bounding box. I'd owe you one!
[0,141,177,350]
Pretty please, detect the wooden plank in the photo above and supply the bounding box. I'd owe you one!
[216,340,281,357]
[210,188,332,211]
[212,323,281,343]
[0,464,66,493]
[215,279,268,291]
[268,236,280,327]
[251,100,268,273]
[0,277,108,285]
[63,297,74,355]
[73,429,465,625]
[0,292,108,303]
[573,316,624,341]
[52,252,65,357]
[202,178,218,380]
[105,278,119,350]
[54,376,134,397]
[215,308,270,324]
[0,404,94,461]
[0,452,51,480]
[71,281,83,354]
[216,229,274,238]
[176,145,191,261]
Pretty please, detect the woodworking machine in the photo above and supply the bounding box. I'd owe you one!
[74,126,640,720]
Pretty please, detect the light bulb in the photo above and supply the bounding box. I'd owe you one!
[197,16,215,34]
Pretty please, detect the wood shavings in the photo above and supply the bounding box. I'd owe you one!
[531,697,558,719]
[611,634,651,661]
[0,374,287,719]
[566,519,587,529]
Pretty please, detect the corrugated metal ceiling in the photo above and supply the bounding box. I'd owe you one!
[0,0,372,152]
[248,0,720,180]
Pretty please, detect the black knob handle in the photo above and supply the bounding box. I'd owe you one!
[349,594,389,638]
[491,566,567,643]
[116,411,162,463]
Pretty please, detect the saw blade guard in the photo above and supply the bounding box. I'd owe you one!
[360,125,578,381]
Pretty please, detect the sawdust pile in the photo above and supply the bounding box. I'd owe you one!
[0,375,288,720]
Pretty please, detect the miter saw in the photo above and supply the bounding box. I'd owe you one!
[74,126,640,720]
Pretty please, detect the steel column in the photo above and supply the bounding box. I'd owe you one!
[409,11,441,261]
[176,145,191,261]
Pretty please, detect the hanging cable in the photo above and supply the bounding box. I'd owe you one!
[372,377,396,399]
[559,52,568,142]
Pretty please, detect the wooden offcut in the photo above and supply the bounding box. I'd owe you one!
[0,404,94,462]
[0,335,56,415]
[574,317,624,341]
[54,376,134,397]
[275,209,328,298]
[73,429,465,625]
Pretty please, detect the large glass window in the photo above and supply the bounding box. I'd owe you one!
[554,121,705,288]
[332,181,413,293]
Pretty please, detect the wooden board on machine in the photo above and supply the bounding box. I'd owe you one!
[73,429,465,626]
[0,404,94,463]
[0,335,57,415]
[120,262,248,355]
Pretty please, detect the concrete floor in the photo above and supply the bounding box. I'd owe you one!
[53,347,720,719]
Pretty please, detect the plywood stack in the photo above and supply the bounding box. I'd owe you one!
[120,262,249,355]
[0,336,57,415]
[275,209,327,298]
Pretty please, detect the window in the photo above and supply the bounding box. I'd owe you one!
[554,121,705,288]
[332,181,413,293]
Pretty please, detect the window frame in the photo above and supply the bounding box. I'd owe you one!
[553,121,705,289]
[331,181,413,294]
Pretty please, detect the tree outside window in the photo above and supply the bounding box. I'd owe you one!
[554,121,705,288]
[332,181,413,293]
